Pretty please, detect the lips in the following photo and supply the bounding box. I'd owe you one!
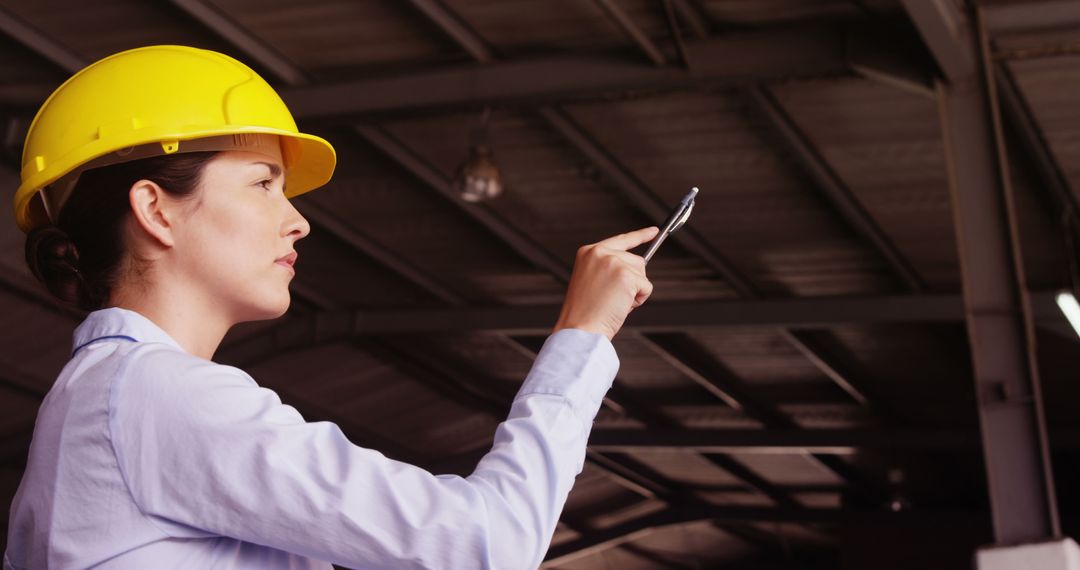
[276,251,298,268]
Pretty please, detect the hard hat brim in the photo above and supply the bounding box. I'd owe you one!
[14,127,336,232]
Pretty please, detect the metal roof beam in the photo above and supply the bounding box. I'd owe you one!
[214,289,1075,381]
[277,24,889,120]
[982,0,1080,34]
[0,20,933,115]
[348,292,966,332]
[587,427,981,453]
[588,425,1080,454]
[592,0,667,65]
[215,291,1070,361]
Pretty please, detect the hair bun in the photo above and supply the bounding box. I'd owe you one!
[25,224,85,308]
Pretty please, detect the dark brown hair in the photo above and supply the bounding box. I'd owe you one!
[24,152,219,312]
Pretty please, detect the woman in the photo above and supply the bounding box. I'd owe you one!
[3,46,656,569]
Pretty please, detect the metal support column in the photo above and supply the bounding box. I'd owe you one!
[903,0,1059,544]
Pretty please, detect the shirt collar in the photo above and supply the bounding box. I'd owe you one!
[71,307,185,356]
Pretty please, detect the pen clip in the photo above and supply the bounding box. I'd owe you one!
[669,200,694,234]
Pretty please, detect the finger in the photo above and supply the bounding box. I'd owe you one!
[599,226,660,252]
[631,278,654,308]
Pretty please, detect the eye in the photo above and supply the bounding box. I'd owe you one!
[256,179,274,191]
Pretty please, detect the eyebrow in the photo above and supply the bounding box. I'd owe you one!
[252,161,283,179]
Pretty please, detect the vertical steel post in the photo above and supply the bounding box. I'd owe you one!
[921,1,1060,543]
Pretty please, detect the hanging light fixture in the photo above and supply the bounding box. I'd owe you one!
[454,108,503,203]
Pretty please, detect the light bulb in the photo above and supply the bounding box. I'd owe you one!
[454,146,503,202]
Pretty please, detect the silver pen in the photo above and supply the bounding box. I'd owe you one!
[643,187,698,264]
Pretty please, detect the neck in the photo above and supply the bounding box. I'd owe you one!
[109,279,233,361]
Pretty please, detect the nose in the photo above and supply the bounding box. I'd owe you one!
[282,197,311,241]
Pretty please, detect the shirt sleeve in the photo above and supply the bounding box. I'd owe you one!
[108,328,618,570]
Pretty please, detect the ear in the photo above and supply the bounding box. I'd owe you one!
[128,179,177,248]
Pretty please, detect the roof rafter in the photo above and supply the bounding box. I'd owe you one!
[591,0,667,65]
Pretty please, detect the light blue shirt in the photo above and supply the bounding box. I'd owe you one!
[4,307,618,569]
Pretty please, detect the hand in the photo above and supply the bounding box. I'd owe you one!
[553,226,659,340]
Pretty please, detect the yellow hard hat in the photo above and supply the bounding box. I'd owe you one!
[13,45,336,233]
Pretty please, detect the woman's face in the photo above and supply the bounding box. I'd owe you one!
[169,144,310,323]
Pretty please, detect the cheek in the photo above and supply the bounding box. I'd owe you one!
[182,194,276,277]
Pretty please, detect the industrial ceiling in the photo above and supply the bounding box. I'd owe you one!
[2,0,1080,568]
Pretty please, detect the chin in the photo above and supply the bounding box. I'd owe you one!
[237,292,292,323]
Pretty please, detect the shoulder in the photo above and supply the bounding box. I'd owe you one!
[119,342,255,386]
[116,343,253,397]
[110,343,286,428]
